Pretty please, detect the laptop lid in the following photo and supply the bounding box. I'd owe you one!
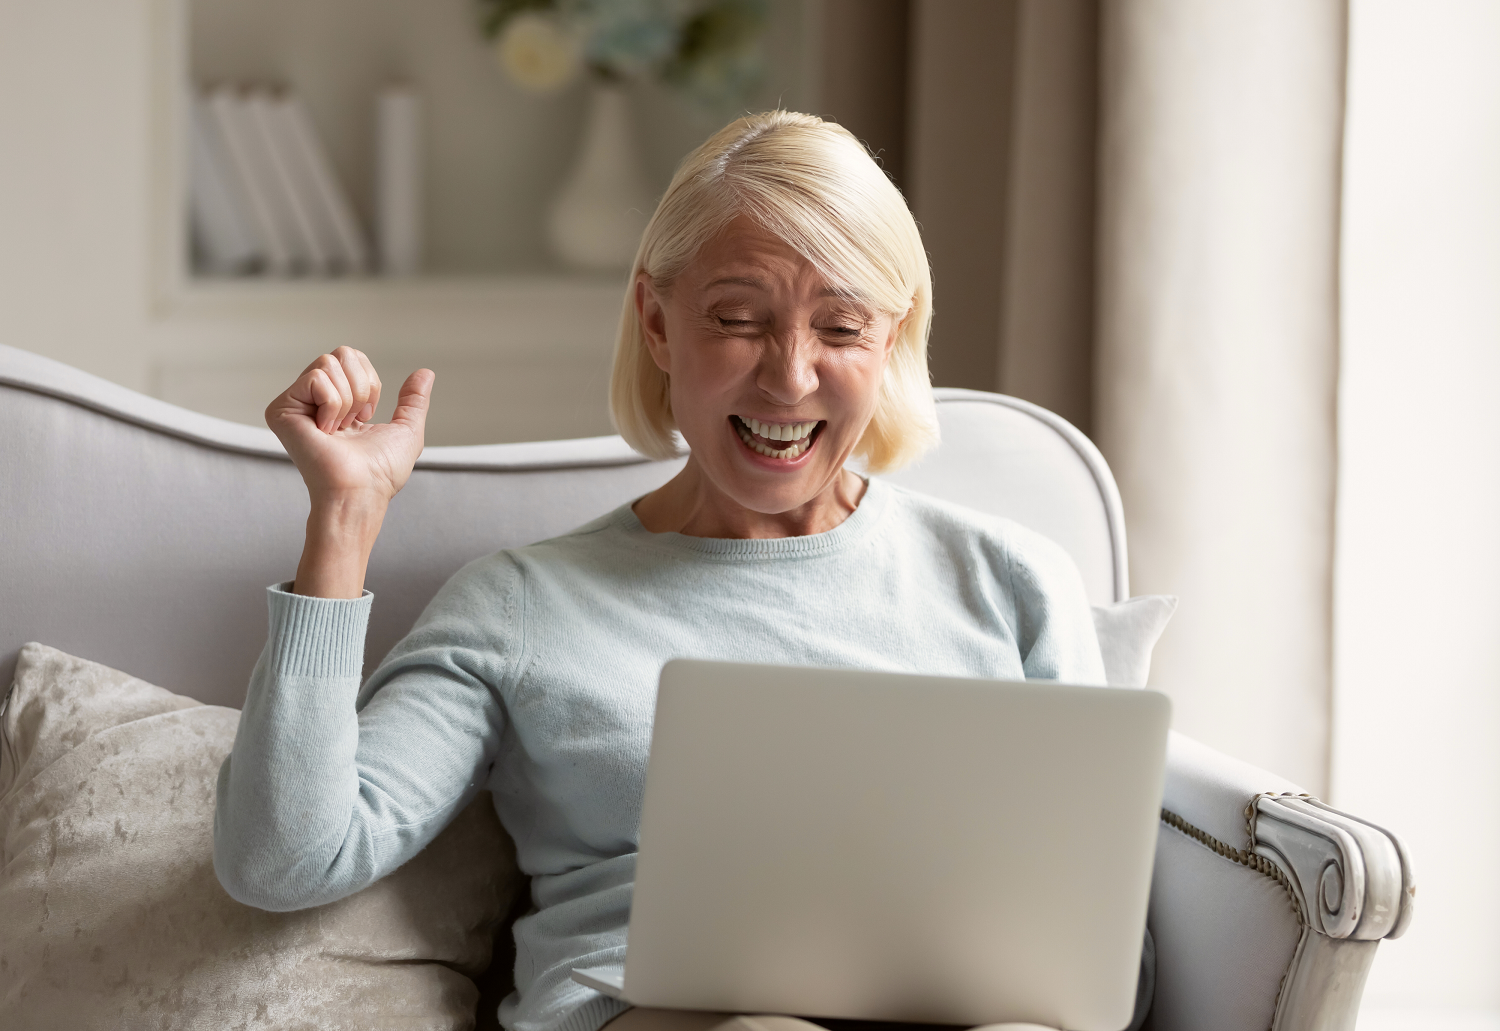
[616,660,1170,1031]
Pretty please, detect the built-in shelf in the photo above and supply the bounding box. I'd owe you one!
[143,0,820,444]
[163,0,818,287]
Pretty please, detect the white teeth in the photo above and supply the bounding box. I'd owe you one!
[740,417,816,445]
[734,417,814,460]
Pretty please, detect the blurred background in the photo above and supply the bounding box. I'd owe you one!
[0,1,1495,1027]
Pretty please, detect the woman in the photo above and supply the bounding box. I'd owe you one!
[214,111,1140,1031]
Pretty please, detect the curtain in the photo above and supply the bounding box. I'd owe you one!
[1093,0,1347,793]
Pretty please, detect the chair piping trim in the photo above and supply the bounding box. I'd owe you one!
[1243,790,1318,1031]
[1159,807,1304,923]
[1245,791,1316,854]
[1159,806,1309,1031]
[0,676,15,796]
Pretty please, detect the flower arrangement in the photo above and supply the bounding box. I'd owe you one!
[480,0,768,105]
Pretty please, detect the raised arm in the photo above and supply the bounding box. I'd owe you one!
[214,348,507,912]
[264,346,434,598]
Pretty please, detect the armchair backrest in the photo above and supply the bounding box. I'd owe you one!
[0,345,1126,709]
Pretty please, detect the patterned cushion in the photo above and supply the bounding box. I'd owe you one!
[0,643,523,1030]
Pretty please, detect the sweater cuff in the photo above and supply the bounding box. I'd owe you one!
[554,995,630,1031]
[264,582,372,679]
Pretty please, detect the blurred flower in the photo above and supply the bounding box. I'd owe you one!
[480,0,766,107]
[585,0,682,78]
[662,0,766,106]
[495,12,583,94]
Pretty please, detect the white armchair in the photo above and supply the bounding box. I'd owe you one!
[0,344,1411,1030]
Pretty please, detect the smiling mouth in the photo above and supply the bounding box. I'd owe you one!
[732,415,822,460]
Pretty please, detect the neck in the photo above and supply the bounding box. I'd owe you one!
[633,460,868,538]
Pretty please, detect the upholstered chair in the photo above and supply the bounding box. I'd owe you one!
[0,344,1411,1030]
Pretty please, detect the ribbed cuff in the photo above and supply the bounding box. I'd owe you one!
[264,582,372,679]
[552,995,630,1031]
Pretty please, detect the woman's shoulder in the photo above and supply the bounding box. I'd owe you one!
[876,478,1075,569]
[506,502,640,564]
[440,501,639,587]
[878,482,1099,674]
[408,504,634,635]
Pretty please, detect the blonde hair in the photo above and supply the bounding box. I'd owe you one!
[608,110,938,472]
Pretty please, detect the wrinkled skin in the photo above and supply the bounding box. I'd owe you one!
[632,216,901,539]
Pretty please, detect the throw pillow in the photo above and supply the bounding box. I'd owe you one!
[0,643,524,1031]
[1092,595,1178,688]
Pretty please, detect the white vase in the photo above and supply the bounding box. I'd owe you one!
[547,85,655,271]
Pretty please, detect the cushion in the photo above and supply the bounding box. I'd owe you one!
[1092,595,1178,687]
[0,643,524,1030]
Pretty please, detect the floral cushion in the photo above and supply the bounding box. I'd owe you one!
[0,643,522,1031]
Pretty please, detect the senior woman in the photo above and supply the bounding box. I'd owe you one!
[214,111,1146,1031]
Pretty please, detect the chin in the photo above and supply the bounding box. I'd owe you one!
[718,439,844,514]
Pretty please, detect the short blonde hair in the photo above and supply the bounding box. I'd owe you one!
[608,110,938,473]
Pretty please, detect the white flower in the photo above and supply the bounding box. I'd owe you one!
[496,12,583,94]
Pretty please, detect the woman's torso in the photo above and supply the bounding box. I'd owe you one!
[356,478,1104,1031]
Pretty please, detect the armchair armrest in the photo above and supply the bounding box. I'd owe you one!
[1149,732,1414,1031]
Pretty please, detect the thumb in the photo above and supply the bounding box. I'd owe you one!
[390,369,435,436]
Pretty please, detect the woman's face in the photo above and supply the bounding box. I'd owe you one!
[637,217,900,518]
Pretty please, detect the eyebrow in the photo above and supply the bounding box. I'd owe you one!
[704,275,864,302]
[704,275,768,290]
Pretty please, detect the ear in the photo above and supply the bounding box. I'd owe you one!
[636,274,672,374]
[882,306,910,360]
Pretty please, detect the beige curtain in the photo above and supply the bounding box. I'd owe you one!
[1093,0,1347,792]
[907,0,1098,434]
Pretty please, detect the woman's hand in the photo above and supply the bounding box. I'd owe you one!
[265,347,435,598]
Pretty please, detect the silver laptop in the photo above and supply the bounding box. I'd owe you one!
[572,659,1170,1031]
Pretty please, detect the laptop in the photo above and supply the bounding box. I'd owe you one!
[571,659,1170,1031]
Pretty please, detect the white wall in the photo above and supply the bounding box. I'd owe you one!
[0,0,156,392]
[1336,1,1500,1027]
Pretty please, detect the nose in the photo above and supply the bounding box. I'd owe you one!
[756,329,818,406]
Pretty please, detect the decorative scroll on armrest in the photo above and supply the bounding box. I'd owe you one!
[1153,734,1415,1031]
[1250,795,1415,941]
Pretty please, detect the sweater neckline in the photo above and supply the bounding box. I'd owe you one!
[613,476,890,558]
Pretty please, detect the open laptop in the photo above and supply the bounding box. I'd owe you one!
[571,660,1170,1031]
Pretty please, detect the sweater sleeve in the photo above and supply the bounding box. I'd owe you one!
[213,556,519,911]
[1004,529,1108,686]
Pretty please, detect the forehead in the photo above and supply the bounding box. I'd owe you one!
[685,216,825,291]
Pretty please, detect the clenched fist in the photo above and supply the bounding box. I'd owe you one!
[266,347,434,598]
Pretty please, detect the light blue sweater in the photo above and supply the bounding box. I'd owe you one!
[214,478,1106,1031]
